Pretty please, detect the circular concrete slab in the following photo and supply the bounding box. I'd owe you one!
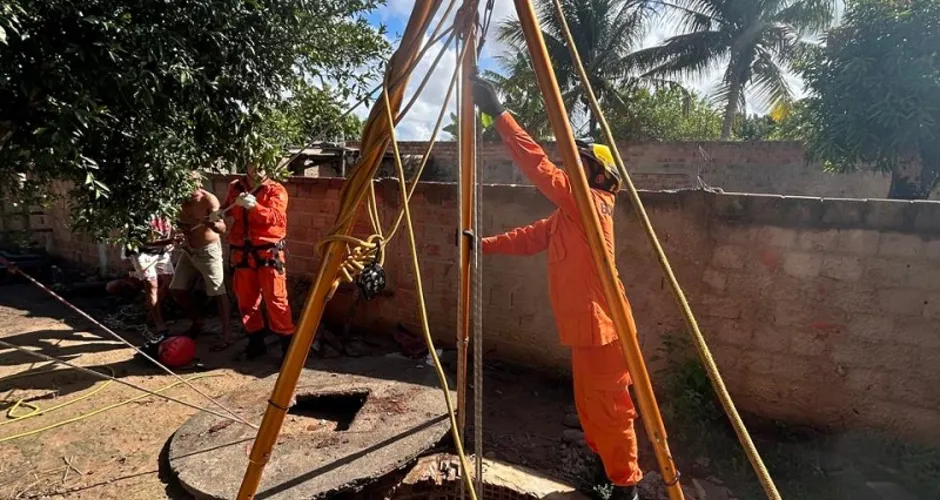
[169,357,453,500]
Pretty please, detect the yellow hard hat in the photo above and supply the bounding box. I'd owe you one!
[576,140,621,193]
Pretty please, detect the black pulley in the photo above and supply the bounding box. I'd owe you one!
[356,260,386,300]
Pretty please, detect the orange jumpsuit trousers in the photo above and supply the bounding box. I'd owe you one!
[481,113,642,486]
[224,178,294,337]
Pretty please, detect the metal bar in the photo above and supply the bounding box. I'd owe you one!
[510,1,684,498]
[456,21,478,445]
[234,3,443,498]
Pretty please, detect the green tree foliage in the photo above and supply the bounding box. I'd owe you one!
[607,87,722,141]
[262,84,364,153]
[630,0,836,139]
[0,0,388,241]
[497,0,658,136]
[800,0,940,200]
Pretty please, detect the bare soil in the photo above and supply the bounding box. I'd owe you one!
[0,283,612,500]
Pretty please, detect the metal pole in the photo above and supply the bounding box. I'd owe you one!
[510,1,685,498]
[456,10,478,446]
[235,3,443,498]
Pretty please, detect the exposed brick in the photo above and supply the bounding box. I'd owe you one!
[821,255,863,281]
[789,329,828,357]
[846,314,895,341]
[878,232,925,259]
[905,265,940,290]
[878,289,928,316]
[830,339,917,370]
[701,268,727,291]
[759,226,799,248]
[922,293,940,320]
[783,252,822,278]
[797,230,839,251]
[893,316,940,348]
[772,299,816,327]
[835,229,881,256]
[752,326,790,353]
[698,294,742,319]
[710,245,747,270]
[864,258,914,288]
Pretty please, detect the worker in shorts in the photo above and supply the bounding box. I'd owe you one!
[170,172,233,351]
[471,75,642,500]
[106,216,175,338]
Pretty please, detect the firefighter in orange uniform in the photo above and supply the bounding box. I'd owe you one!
[472,75,641,500]
[220,162,294,359]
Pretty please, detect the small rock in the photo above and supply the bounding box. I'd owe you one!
[693,478,731,500]
[562,412,582,429]
[562,429,585,444]
[343,337,369,357]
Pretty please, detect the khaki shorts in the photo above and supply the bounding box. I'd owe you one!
[169,240,226,297]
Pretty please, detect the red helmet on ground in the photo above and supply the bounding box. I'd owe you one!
[158,336,196,368]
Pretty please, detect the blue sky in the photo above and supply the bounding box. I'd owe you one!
[357,1,835,140]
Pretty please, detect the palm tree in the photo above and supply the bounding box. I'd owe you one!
[629,0,836,139]
[497,0,657,136]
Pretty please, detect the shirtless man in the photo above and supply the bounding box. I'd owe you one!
[169,172,233,348]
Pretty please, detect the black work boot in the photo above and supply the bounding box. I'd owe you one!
[610,485,639,500]
[245,331,268,360]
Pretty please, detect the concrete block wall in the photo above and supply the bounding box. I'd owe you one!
[46,175,940,439]
[352,140,902,199]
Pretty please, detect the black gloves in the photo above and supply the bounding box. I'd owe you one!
[470,74,504,118]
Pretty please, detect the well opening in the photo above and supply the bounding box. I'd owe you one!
[288,390,369,431]
[354,454,589,500]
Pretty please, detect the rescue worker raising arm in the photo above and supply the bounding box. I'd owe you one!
[220,161,294,360]
[472,75,642,500]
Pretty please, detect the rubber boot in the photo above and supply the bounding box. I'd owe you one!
[610,485,639,500]
[245,331,268,360]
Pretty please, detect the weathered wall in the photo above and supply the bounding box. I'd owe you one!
[44,175,940,439]
[351,140,905,199]
[222,176,940,438]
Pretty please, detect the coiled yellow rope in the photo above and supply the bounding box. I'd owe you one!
[0,371,222,444]
[311,5,481,498]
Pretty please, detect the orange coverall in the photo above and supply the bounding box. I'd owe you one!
[224,178,294,337]
[482,113,642,487]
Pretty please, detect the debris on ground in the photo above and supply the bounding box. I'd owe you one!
[392,322,427,358]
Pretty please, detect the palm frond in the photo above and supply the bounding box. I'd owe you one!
[629,30,729,79]
[749,48,794,111]
[770,0,836,35]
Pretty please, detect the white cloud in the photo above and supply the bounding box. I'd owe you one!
[354,0,831,139]
[343,32,460,141]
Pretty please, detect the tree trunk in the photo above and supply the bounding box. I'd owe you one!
[887,150,940,200]
[720,79,742,140]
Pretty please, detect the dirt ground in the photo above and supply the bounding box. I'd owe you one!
[4,280,934,500]
[0,282,626,500]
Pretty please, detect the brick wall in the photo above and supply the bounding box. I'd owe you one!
[350,140,909,199]
[45,176,940,438]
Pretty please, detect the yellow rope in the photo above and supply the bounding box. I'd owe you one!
[0,373,222,444]
[548,0,781,498]
[1,367,115,425]
[381,74,479,500]
[311,14,479,498]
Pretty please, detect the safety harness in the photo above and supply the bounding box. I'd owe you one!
[231,179,286,274]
